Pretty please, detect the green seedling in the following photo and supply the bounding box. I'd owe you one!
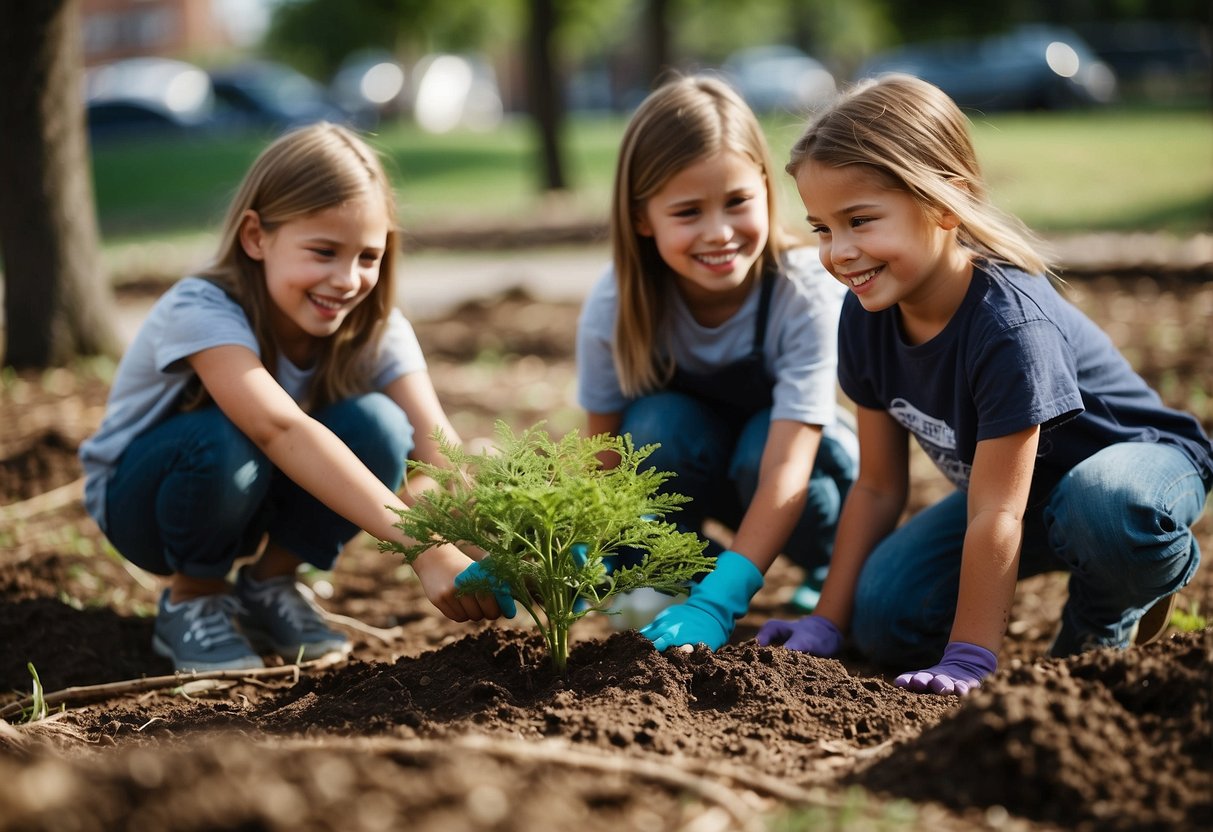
[21,663,50,724]
[381,421,713,673]
[1170,600,1207,633]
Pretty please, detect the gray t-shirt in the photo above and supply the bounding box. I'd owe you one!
[576,247,845,425]
[79,277,426,529]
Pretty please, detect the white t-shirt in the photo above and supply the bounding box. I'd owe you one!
[575,246,845,425]
[80,276,426,528]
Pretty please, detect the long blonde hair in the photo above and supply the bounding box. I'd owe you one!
[610,75,790,397]
[197,122,399,410]
[786,73,1051,276]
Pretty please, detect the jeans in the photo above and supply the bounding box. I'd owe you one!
[103,393,412,579]
[850,442,1209,666]
[618,391,858,572]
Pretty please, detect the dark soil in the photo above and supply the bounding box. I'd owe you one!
[1,275,1211,832]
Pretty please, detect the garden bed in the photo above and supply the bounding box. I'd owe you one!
[1,277,1210,831]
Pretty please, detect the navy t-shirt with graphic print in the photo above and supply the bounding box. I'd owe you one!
[837,261,1213,506]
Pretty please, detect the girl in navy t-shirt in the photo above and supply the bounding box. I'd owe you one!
[758,74,1212,696]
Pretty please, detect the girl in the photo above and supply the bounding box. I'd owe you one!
[759,74,1212,695]
[576,76,858,652]
[80,123,508,673]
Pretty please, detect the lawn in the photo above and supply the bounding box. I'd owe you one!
[91,106,1213,245]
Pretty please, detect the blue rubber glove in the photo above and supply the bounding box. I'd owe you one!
[454,559,516,619]
[639,550,763,651]
[755,614,843,656]
[894,642,997,696]
[570,543,588,568]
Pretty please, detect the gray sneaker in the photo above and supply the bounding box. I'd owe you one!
[234,567,352,662]
[152,590,265,673]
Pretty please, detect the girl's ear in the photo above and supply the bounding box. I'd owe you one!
[633,212,654,238]
[937,177,969,230]
[238,210,266,261]
[938,210,962,231]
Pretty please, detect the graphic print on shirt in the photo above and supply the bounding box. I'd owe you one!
[887,398,971,489]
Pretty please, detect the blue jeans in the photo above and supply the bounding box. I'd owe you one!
[619,391,858,571]
[850,443,1209,666]
[103,393,412,579]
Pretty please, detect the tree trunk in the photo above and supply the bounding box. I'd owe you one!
[0,0,119,369]
[644,0,672,89]
[526,0,567,192]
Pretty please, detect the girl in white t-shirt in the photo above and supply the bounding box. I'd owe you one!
[576,76,857,652]
[80,123,510,673]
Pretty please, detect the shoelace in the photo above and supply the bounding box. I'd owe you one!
[252,578,327,634]
[181,595,248,649]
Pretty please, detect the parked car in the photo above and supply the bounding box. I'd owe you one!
[87,100,200,142]
[1075,20,1211,101]
[85,57,214,142]
[858,25,1117,111]
[209,60,371,132]
[330,50,408,120]
[721,46,837,113]
[411,53,503,133]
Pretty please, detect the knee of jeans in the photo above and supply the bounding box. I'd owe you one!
[1047,498,1201,595]
[1128,520,1202,597]
[621,393,714,470]
[727,445,765,500]
[331,393,413,473]
[200,416,271,496]
[849,575,935,667]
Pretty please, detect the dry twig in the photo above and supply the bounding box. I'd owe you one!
[0,476,84,522]
[0,654,339,721]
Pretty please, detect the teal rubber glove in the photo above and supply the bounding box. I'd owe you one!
[639,550,764,651]
[570,542,588,568]
[454,559,516,619]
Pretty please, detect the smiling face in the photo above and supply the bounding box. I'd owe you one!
[636,150,769,314]
[795,159,970,322]
[240,195,389,366]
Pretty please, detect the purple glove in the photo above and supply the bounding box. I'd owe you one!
[894,641,997,696]
[755,615,843,656]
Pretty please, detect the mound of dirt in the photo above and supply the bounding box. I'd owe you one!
[2,274,1211,831]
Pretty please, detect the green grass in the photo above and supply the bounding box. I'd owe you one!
[91,106,1212,245]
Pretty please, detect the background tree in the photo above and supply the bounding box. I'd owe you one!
[0,0,119,369]
[527,0,567,191]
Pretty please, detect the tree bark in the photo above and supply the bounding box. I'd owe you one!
[0,0,119,369]
[526,0,567,192]
[644,0,672,89]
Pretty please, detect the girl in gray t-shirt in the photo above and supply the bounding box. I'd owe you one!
[80,124,509,673]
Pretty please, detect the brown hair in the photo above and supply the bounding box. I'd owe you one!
[196,122,399,410]
[610,75,791,396]
[786,73,1051,276]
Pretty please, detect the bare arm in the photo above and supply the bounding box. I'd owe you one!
[730,419,821,573]
[189,345,500,622]
[813,406,910,632]
[383,370,462,503]
[950,425,1039,653]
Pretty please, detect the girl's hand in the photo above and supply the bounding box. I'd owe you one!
[756,614,843,656]
[412,545,507,622]
[454,559,516,618]
[894,642,997,696]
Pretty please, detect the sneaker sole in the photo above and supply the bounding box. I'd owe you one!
[239,622,352,663]
[1134,593,1178,646]
[152,635,265,673]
